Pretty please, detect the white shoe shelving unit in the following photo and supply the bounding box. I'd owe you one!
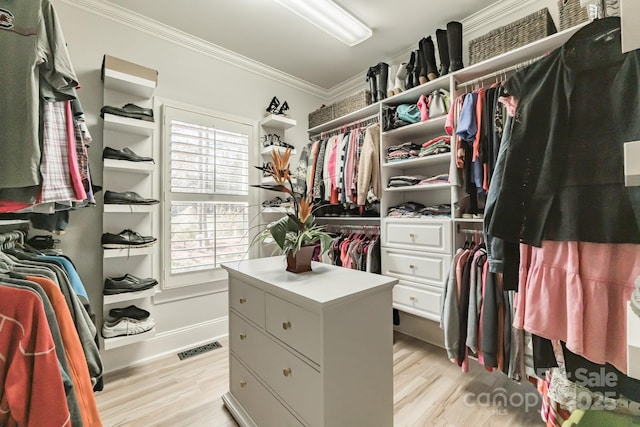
[101,55,159,350]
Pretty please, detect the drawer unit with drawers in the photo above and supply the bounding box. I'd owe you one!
[222,257,397,427]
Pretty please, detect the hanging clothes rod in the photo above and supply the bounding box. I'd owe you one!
[0,219,30,235]
[456,55,545,91]
[311,114,380,141]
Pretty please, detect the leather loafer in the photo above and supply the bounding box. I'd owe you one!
[103,147,154,162]
[108,305,151,320]
[104,274,158,294]
[104,190,159,205]
[102,229,157,248]
[100,103,154,122]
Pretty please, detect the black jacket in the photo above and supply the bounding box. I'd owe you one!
[489,17,640,246]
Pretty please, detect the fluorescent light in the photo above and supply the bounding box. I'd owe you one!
[274,0,372,46]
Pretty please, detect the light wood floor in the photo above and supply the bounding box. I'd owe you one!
[96,333,544,426]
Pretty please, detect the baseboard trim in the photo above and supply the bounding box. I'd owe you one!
[101,317,229,374]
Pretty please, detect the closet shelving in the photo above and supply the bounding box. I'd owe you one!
[101,55,158,350]
[308,102,379,134]
[374,22,589,326]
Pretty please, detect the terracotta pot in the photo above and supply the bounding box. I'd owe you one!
[285,245,315,273]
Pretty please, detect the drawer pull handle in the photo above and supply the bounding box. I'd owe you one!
[409,296,416,301]
[282,321,291,330]
[239,298,247,304]
[239,333,247,340]
[409,233,416,238]
[240,380,247,387]
[283,368,292,377]
[409,264,415,269]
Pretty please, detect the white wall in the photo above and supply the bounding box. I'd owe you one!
[53,0,327,372]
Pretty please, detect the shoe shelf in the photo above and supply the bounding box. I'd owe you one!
[102,327,157,351]
[385,182,451,192]
[262,206,290,214]
[383,152,451,170]
[103,158,154,174]
[308,103,379,134]
[384,74,451,105]
[381,115,447,141]
[104,204,156,213]
[454,218,484,224]
[103,113,155,136]
[103,287,157,305]
[260,114,296,131]
[103,246,155,259]
[261,145,297,156]
[103,67,156,98]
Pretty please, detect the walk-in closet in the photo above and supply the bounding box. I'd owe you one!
[1,0,639,425]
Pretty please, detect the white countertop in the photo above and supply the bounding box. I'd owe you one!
[222,256,397,309]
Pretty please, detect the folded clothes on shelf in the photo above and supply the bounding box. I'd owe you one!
[417,173,449,185]
[387,175,426,187]
[388,201,451,218]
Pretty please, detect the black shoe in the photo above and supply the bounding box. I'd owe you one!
[108,305,151,320]
[102,229,157,248]
[104,274,158,295]
[100,103,154,122]
[447,21,464,72]
[436,28,450,76]
[103,147,154,163]
[104,190,159,205]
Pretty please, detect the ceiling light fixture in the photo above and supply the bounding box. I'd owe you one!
[274,0,372,46]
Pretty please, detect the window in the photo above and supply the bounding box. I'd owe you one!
[162,105,253,288]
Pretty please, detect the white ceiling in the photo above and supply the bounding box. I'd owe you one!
[104,0,498,91]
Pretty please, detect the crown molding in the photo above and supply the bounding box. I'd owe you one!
[461,0,543,33]
[56,0,328,98]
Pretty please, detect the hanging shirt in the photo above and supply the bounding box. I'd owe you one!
[0,0,78,191]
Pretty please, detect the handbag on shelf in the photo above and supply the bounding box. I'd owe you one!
[396,103,421,124]
[427,89,450,118]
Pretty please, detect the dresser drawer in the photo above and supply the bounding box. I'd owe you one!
[382,219,452,254]
[393,282,443,322]
[230,355,304,427]
[229,277,265,327]
[230,311,271,373]
[265,293,320,364]
[258,331,322,426]
[381,248,450,288]
[231,310,322,425]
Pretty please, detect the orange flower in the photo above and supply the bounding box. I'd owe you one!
[270,148,291,185]
[298,195,313,224]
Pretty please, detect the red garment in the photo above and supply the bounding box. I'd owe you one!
[64,101,86,201]
[0,285,70,427]
[26,276,102,427]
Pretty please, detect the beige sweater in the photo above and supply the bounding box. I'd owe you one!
[357,124,381,205]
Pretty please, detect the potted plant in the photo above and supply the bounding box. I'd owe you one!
[252,148,333,273]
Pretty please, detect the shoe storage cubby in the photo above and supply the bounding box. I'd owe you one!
[258,114,296,256]
[101,55,159,350]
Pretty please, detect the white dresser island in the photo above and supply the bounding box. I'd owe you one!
[221,256,398,427]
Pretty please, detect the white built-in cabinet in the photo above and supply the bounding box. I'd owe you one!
[222,257,396,427]
[304,25,588,327]
[101,56,158,350]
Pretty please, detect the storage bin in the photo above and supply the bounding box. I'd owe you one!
[558,0,592,30]
[333,89,372,119]
[308,105,334,129]
[468,8,557,65]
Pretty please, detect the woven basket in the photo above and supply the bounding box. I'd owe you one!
[558,0,591,31]
[333,89,372,120]
[308,105,334,129]
[469,8,557,65]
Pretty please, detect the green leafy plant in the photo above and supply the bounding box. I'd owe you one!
[252,148,332,256]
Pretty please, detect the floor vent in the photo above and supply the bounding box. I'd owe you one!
[177,341,222,361]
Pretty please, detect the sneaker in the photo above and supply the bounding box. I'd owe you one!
[102,317,155,338]
[103,274,158,294]
[102,229,157,248]
[108,305,150,321]
[631,276,640,318]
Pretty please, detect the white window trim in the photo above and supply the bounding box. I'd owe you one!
[160,100,261,290]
